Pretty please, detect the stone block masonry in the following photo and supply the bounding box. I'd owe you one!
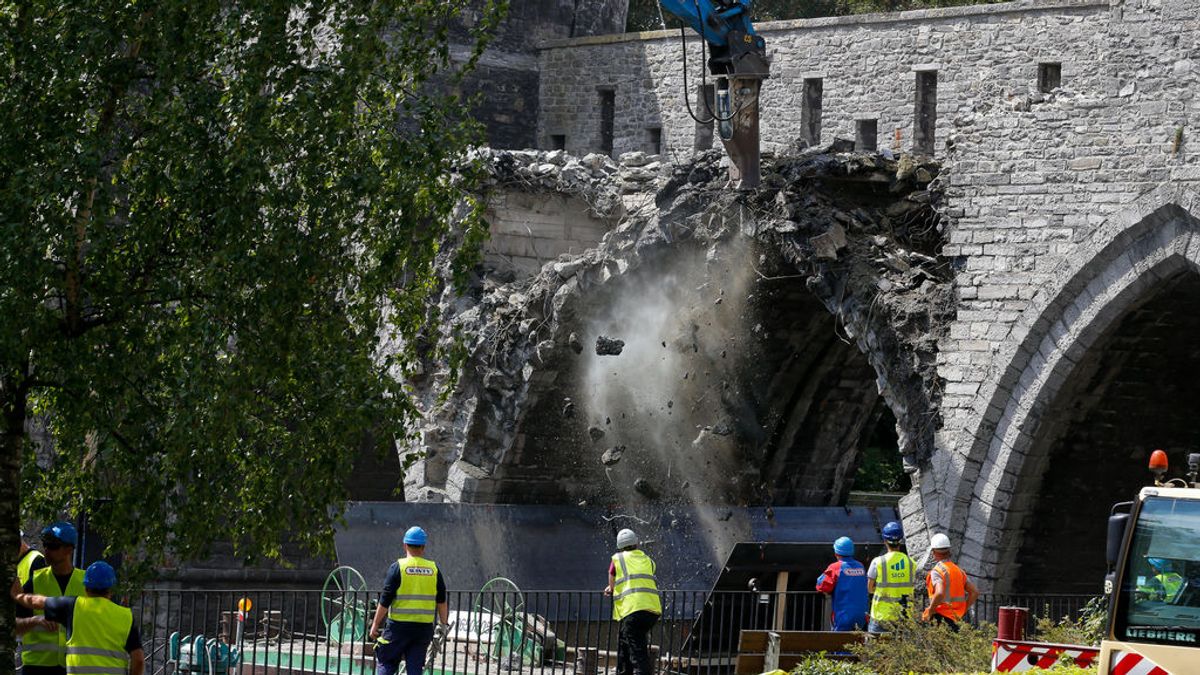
[421,0,1200,593]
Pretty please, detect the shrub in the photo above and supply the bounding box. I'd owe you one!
[1033,597,1107,647]
[787,653,871,675]
[848,614,995,674]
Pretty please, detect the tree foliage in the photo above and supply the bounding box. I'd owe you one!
[0,0,503,630]
[629,0,1007,31]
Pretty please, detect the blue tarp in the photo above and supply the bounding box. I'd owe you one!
[334,502,898,593]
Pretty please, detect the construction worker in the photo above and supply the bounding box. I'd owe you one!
[921,533,978,632]
[369,526,449,675]
[14,561,144,675]
[17,530,48,587]
[1145,558,1184,602]
[16,522,85,675]
[815,536,868,631]
[15,530,49,674]
[603,528,661,675]
[866,521,913,634]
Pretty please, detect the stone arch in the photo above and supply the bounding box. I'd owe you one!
[936,186,1200,590]
[475,239,894,507]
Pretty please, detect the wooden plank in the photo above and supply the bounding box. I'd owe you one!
[773,572,789,630]
[738,630,866,653]
[738,651,859,675]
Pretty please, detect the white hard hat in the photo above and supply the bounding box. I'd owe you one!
[930,533,952,550]
[616,528,639,549]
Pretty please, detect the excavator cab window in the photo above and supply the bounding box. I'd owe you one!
[1114,497,1200,646]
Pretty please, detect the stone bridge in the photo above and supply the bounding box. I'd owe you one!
[403,0,1200,594]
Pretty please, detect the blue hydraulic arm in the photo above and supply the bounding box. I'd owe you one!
[658,0,769,188]
[659,0,758,47]
[659,0,768,77]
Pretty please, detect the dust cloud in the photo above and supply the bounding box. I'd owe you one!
[577,239,763,508]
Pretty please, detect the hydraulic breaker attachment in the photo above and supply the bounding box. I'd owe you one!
[716,75,763,189]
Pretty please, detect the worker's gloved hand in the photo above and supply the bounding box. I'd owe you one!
[434,623,446,641]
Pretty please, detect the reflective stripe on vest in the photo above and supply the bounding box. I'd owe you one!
[17,549,45,587]
[66,597,132,675]
[24,567,86,667]
[926,561,969,620]
[611,550,661,621]
[870,551,914,622]
[1156,573,1183,601]
[388,557,439,624]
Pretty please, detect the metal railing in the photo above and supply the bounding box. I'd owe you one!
[134,589,1098,675]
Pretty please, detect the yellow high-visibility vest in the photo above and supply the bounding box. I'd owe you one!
[869,551,914,622]
[387,556,439,624]
[23,567,86,667]
[611,550,661,620]
[17,549,45,587]
[66,596,133,675]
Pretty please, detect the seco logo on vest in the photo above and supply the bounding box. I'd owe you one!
[871,551,914,622]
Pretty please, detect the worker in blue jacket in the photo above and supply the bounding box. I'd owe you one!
[815,537,869,631]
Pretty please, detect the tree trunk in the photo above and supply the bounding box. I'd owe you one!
[0,370,27,669]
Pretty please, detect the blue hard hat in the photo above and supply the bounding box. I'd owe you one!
[83,561,117,590]
[882,521,904,543]
[833,536,855,556]
[1147,557,1169,570]
[41,521,77,546]
[403,526,428,546]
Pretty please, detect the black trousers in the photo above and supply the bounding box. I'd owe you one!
[617,610,659,675]
[931,613,960,633]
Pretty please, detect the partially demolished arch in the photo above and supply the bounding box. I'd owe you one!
[405,150,949,511]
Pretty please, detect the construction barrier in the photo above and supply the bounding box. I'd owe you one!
[1108,649,1170,675]
[991,639,1099,672]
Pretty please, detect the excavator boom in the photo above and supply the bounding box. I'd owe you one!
[660,0,769,188]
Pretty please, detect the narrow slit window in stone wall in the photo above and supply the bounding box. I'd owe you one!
[694,84,716,151]
[598,88,615,156]
[647,127,662,155]
[856,119,878,152]
[914,71,937,156]
[802,78,823,148]
[550,134,566,151]
[1039,62,1062,93]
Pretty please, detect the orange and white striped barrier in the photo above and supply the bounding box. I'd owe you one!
[991,639,1099,672]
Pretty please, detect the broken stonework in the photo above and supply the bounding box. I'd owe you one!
[402,144,950,506]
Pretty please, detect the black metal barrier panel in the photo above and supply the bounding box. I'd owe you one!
[134,589,1098,675]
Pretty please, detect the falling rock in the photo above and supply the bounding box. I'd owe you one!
[568,332,583,354]
[596,335,625,355]
[588,426,605,442]
[601,445,624,466]
[633,477,660,499]
[562,398,576,419]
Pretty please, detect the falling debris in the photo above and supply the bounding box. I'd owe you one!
[561,398,575,419]
[588,426,605,442]
[568,332,583,354]
[595,336,625,355]
[633,478,659,499]
[601,445,624,466]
